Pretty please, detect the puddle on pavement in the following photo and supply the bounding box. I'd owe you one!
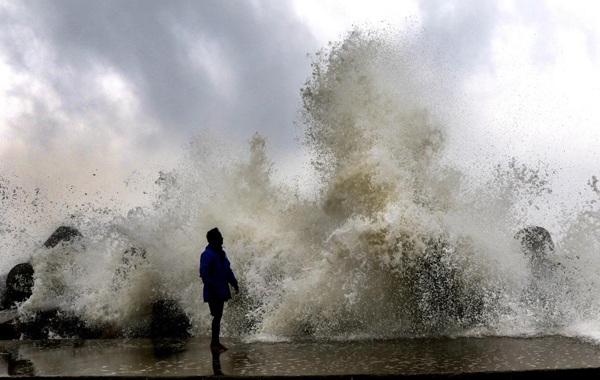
[1,336,600,376]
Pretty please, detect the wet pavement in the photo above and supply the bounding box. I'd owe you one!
[1,336,600,377]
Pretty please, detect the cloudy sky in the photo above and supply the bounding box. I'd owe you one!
[1,0,599,216]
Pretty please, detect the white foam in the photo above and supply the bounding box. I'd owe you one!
[3,27,600,341]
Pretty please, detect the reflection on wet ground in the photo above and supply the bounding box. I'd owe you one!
[1,336,600,376]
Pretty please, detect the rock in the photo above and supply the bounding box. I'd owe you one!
[94,323,122,339]
[16,309,102,340]
[0,310,18,325]
[0,273,7,309]
[43,226,82,248]
[151,299,191,338]
[3,263,34,309]
[515,226,555,259]
[0,227,82,310]
[515,226,559,282]
[0,226,88,338]
[0,310,19,339]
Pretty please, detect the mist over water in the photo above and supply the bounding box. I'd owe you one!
[3,28,600,341]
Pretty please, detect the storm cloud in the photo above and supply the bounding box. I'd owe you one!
[0,1,317,171]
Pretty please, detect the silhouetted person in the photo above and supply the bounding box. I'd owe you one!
[200,228,239,352]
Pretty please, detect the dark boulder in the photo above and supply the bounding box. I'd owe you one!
[515,226,558,282]
[151,299,191,338]
[515,226,555,259]
[0,273,7,309]
[3,263,34,309]
[0,226,88,338]
[15,309,101,340]
[0,310,19,339]
[0,227,82,310]
[43,226,82,248]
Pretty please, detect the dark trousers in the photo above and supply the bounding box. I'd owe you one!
[208,301,224,345]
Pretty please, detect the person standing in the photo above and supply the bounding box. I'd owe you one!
[200,228,239,352]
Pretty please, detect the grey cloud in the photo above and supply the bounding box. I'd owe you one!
[514,1,599,64]
[418,0,598,71]
[513,1,558,66]
[1,1,317,153]
[584,29,597,62]
[418,0,501,74]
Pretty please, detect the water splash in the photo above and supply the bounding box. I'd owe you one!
[2,27,600,341]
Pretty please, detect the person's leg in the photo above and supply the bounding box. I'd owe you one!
[211,308,222,344]
[208,301,225,350]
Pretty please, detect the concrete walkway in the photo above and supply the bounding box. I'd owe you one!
[1,336,600,378]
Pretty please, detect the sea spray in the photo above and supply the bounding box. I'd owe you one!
[2,27,599,340]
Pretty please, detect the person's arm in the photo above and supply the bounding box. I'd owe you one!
[200,252,214,287]
[225,256,239,293]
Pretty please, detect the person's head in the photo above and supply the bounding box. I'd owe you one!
[207,228,223,247]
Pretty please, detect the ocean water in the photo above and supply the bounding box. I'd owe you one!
[2,28,600,342]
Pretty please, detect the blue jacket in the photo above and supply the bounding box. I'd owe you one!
[199,245,238,302]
